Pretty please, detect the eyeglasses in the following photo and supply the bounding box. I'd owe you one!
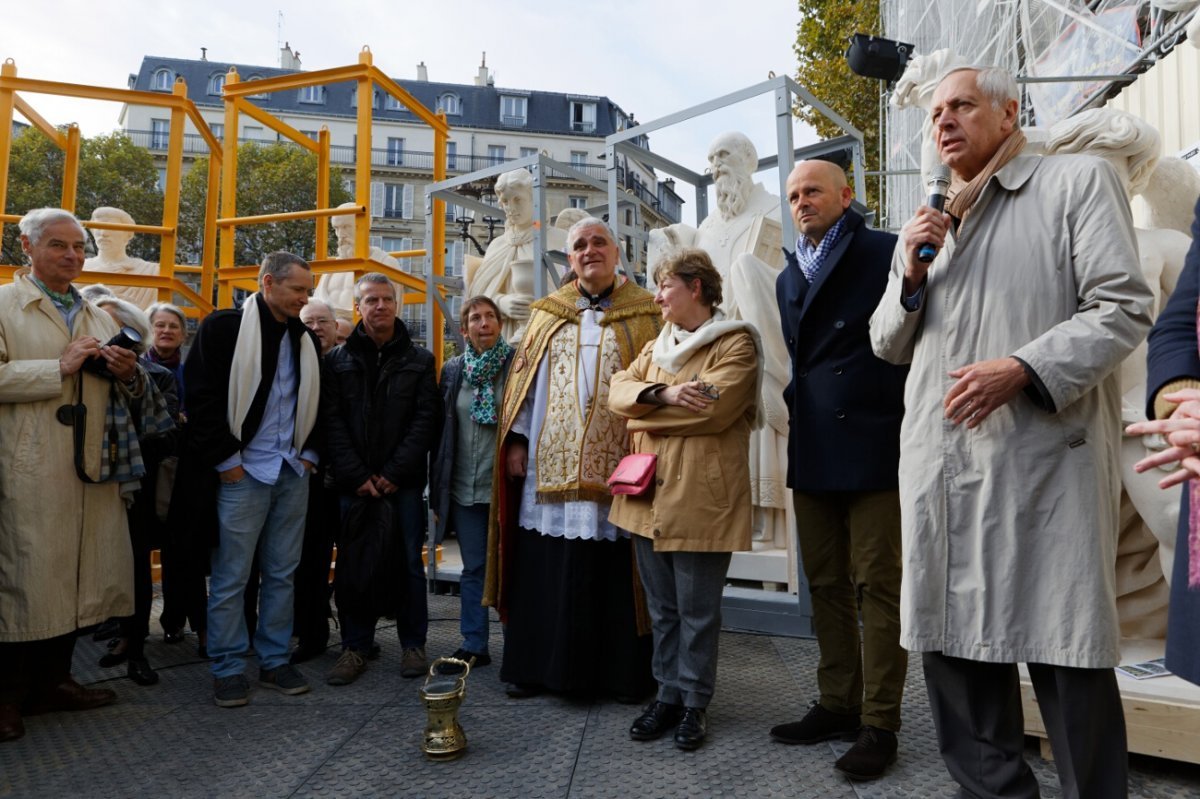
[692,374,720,400]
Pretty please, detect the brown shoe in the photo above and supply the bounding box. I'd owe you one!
[26,679,117,715]
[326,649,367,686]
[400,646,427,679]
[0,704,24,742]
[835,725,898,780]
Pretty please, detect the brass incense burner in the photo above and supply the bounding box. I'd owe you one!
[419,657,471,760]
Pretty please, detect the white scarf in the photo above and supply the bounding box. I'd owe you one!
[227,292,320,451]
[650,308,766,430]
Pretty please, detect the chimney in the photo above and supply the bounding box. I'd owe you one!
[474,52,489,87]
[280,41,302,70]
[201,47,208,61]
[416,61,428,81]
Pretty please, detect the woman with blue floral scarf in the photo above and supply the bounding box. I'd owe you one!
[430,295,514,666]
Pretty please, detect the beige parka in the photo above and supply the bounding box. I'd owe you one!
[608,328,758,553]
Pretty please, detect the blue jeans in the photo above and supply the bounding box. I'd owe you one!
[451,502,490,654]
[338,488,428,651]
[208,466,309,678]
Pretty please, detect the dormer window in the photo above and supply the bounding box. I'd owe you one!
[437,93,462,115]
[569,101,597,133]
[351,90,382,109]
[384,95,405,112]
[246,75,268,100]
[207,74,225,96]
[152,68,172,91]
[299,85,325,104]
[500,95,527,126]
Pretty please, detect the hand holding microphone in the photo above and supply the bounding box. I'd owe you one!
[903,164,952,294]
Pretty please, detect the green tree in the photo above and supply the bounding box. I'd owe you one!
[794,0,884,215]
[3,128,163,262]
[178,141,351,267]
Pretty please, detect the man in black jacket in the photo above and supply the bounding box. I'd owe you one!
[185,251,322,708]
[321,273,440,685]
[770,161,907,780]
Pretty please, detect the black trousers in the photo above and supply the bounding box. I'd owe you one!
[0,634,77,706]
[922,651,1128,799]
[292,478,338,649]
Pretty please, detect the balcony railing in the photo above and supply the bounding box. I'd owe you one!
[125,129,609,179]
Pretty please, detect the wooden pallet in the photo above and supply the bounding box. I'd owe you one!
[1020,639,1200,765]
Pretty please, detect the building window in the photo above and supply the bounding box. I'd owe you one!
[446,141,457,170]
[569,196,587,209]
[487,145,505,165]
[447,240,464,278]
[519,147,538,159]
[384,95,405,112]
[387,137,404,166]
[300,130,319,141]
[570,101,597,133]
[150,118,169,149]
[157,168,167,192]
[209,122,224,141]
[384,184,414,219]
[152,69,172,91]
[500,95,527,126]
[207,74,225,96]
[246,75,268,100]
[437,93,462,115]
[570,150,588,168]
[382,236,412,254]
[298,85,324,104]
[242,125,263,142]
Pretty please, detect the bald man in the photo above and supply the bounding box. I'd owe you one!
[770,161,908,780]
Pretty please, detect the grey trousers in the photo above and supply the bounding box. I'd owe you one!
[633,535,731,709]
[922,652,1128,799]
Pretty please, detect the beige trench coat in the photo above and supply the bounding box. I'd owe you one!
[0,272,134,642]
[869,154,1153,668]
[608,329,757,553]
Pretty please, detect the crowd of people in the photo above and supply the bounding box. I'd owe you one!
[2,63,1200,798]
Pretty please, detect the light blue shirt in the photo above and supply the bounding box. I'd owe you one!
[216,329,317,482]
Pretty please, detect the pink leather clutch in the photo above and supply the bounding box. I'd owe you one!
[607,453,657,496]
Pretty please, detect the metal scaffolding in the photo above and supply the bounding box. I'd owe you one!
[881,0,1199,227]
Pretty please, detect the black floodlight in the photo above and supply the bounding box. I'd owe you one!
[846,34,915,82]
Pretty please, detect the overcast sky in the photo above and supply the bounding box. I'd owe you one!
[5,0,817,220]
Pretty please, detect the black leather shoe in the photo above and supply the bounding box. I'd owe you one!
[504,683,541,699]
[162,627,186,644]
[835,725,897,780]
[629,700,683,741]
[674,707,707,751]
[127,658,159,687]
[98,638,129,669]
[769,702,861,745]
[289,641,329,665]
[0,704,23,742]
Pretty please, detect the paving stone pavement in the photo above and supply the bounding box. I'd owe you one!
[1,593,1197,798]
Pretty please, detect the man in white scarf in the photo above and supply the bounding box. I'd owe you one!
[184,251,321,709]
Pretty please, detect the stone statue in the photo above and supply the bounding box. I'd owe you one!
[1142,156,1200,236]
[648,132,791,551]
[83,207,160,309]
[1046,107,1193,637]
[464,168,566,343]
[555,207,589,231]
[312,201,404,320]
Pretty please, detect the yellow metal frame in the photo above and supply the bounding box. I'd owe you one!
[0,58,220,316]
[215,47,450,366]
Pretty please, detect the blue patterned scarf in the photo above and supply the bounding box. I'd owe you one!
[463,338,513,424]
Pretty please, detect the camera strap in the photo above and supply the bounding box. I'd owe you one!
[55,378,119,484]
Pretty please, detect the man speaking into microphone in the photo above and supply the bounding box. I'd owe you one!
[869,66,1151,798]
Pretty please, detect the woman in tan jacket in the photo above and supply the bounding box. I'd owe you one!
[609,248,762,751]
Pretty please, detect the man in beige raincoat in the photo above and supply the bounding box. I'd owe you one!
[870,67,1152,797]
[0,208,141,743]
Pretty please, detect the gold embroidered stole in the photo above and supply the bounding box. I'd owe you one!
[534,321,627,503]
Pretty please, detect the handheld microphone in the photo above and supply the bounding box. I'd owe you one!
[917,164,952,263]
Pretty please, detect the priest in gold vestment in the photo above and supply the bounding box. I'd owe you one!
[484,217,661,700]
